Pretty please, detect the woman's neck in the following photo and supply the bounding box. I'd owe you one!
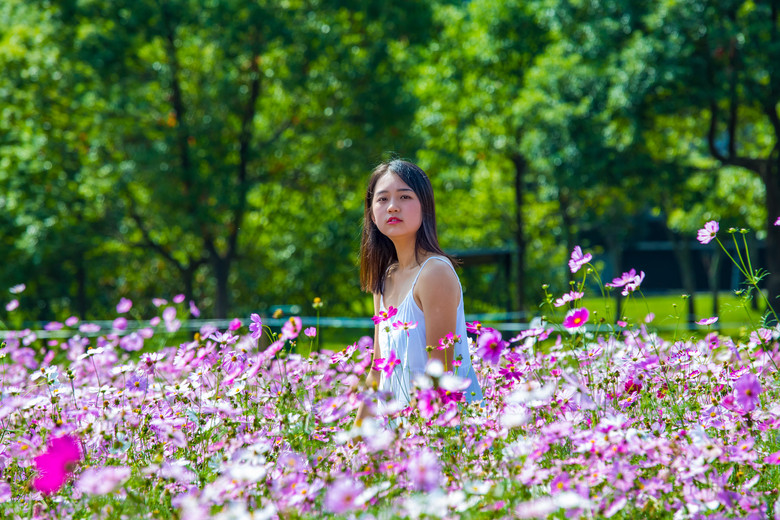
[393,238,424,271]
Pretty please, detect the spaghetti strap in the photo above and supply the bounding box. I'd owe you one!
[411,256,454,287]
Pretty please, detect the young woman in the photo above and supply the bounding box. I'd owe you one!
[354,160,482,424]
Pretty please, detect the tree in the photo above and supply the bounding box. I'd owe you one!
[1,0,432,319]
[407,0,550,311]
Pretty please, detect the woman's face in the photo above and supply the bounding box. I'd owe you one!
[371,172,423,242]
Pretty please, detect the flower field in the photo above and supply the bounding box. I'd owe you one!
[2,231,780,519]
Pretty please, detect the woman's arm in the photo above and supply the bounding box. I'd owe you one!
[354,293,382,426]
[415,260,460,372]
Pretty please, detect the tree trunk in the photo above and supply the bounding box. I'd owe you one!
[605,239,624,323]
[667,228,696,327]
[705,250,721,319]
[76,250,87,320]
[512,154,527,313]
[213,255,231,319]
[765,157,780,321]
[559,190,577,285]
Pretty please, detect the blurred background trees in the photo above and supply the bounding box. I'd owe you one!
[1,0,777,322]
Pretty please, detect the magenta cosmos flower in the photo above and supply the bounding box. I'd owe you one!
[775,216,780,226]
[33,435,82,495]
[697,220,719,244]
[372,306,398,325]
[696,316,718,326]
[228,318,242,331]
[476,329,506,365]
[373,349,400,377]
[734,372,762,412]
[568,246,592,274]
[563,307,589,331]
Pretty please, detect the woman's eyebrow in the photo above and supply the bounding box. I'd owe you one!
[375,188,414,196]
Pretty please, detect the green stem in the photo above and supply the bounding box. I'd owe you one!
[716,238,749,279]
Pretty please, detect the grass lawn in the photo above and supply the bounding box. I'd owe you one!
[579,290,768,340]
[310,291,773,353]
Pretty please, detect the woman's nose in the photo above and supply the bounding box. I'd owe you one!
[388,199,399,211]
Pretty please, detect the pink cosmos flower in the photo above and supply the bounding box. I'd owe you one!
[350,337,371,355]
[476,329,506,365]
[44,321,63,331]
[120,332,144,351]
[304,327,317,338]
[407,449,441,491]
[563,307,589,331]
[33,435,82,495]
[163,307,177,322]
[372,306,398,325]
[438,332,459,350]
[606,269,645,296]
[324,477,365,514]
[112,317,128,331]
[173,294,186,303]
[765,451,780,464]
[222,350,247,377]
[568,246,593,274]
[509,327,552,343]
[775,216,780,226]
[249,313,263,339]
[5,299,19,312]
[189,300,200,317]
[373,349,400,377]
[79,323,101,334]
[553,291,584,308]
[392,321,418,335]
[76,466,131,495]
[697,220,719,244]
[734,372,762,412]
[9,283,25,294]
[65,316,79,327]
[281,316,302,340]
[466,321,485,335]
[696,316,718,326]
[550,472,571,493]
[126,372,148,392]
[208,330,238,345]
[417,387,439,418]
[116,297,133,313]
[263,339,285,360]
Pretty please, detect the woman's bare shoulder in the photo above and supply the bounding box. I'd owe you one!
[415,258,460,299]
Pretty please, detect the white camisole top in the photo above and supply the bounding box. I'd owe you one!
[378,256,483,406]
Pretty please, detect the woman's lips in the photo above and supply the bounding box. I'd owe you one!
[386,217,402,224]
